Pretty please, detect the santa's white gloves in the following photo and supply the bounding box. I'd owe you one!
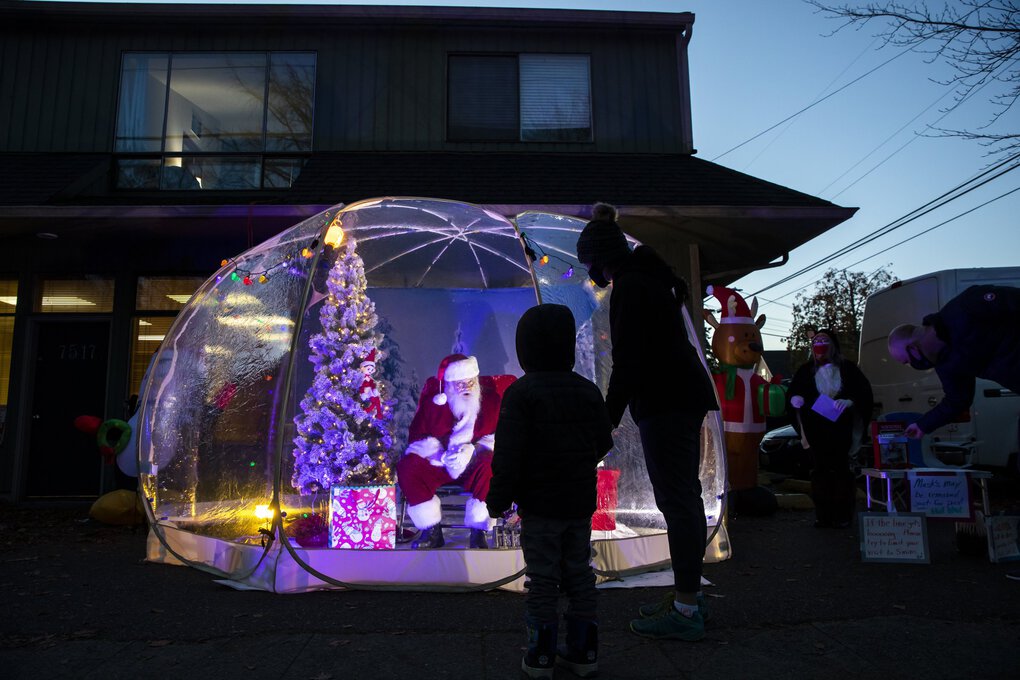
[834,398,853,411]
[790,395,805,409]
[443,443,474,479]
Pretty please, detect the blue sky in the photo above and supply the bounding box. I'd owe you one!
[56,1,1020,349]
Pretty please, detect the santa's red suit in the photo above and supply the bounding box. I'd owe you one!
[396,364,515,531]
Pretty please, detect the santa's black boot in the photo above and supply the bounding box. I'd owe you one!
[522,618,557,679]
[557,615,598,678]
[411,525,445,550]
[469,528,489,549]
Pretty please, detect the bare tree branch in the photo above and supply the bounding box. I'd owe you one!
[808,1,1020,155]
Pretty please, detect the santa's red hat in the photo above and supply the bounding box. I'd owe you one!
[362,348,378,368]
[433,353,479,406]
[706,285,753,325]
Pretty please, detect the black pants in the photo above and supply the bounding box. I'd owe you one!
[638,410,707,593]
[520,514,597,624]
[806,423,856,524]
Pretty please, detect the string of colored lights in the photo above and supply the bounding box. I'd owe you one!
[519,232,575,279]
[219,216,346,285]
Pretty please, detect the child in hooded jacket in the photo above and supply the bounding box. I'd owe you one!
[487,303,614,680]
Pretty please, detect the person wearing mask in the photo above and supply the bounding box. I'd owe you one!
[887,284,1020,439]
[788,330,873,529]
[575,203,719,642]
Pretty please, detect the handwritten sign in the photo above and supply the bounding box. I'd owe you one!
[907,471,971,519]
[860,512,930,564]
[986,515,1020,563]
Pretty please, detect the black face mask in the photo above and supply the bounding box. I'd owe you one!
[587,265,610,289]
[907,345,934,371]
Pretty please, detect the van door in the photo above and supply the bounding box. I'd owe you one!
[859,276,942,418]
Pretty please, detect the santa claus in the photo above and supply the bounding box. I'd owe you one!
[396,353,515,549]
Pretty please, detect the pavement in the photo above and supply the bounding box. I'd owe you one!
[1,476,1019,680]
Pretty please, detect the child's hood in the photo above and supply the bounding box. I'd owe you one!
[516,304,575,372]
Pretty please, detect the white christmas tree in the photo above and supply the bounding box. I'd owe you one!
[292,237,394,493]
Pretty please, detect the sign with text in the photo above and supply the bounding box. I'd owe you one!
[986,515,1020,563]
[906,471,971,519]
[860,512,930,564]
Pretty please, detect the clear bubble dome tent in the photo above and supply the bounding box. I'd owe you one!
[139,197,729,592]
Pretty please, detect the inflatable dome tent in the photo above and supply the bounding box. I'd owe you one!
[140,198,729,592]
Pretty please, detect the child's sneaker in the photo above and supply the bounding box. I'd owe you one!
[556,616,598,678]
[637,592,710,622]
[522,619,557,679]
[629,609,704,641]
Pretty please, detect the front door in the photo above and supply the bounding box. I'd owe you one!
[26,320,110,497]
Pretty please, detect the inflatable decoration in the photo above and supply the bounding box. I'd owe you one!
[704,285,786,516]
[74,413,144,525]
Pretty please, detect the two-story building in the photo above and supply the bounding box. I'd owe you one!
[0,2,855,501]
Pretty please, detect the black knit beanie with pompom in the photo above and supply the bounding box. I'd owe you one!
[575,202,631,266]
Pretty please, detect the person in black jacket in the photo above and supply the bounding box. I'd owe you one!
[788,329,873,529]
[887,284,1020,439]
[575,203,719,643]
[487,303,613,680]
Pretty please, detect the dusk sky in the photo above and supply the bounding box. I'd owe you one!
[55,0,1020,349]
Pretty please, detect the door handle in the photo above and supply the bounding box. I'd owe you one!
[897,396,913,402]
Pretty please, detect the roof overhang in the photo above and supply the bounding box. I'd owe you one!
[0,200,855,287]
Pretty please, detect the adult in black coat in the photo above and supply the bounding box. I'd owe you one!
[888,284,1020,438]
[575,203,719,642]
[788,329,873,528]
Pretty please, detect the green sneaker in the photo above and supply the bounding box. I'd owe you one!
[637,592,710,622]
[630,609,705,641]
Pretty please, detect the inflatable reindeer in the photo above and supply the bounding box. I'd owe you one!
[704,286,786,516]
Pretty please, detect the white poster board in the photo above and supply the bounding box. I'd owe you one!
[986,515,1020,563]
[860,512,930,564]
[907,471,971,519]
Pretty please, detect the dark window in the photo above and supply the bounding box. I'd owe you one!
[448,54,591,143]
[114,52,316,190]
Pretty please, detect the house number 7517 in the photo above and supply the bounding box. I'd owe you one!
[59,344,96,360]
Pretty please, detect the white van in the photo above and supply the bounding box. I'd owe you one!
[858,267,1020,471]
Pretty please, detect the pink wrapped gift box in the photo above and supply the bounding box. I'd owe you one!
[329,485,397,550]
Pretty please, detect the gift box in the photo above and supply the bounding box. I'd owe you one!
[592,468,620,531]
[329,485,397,549]
[756,381,787,418]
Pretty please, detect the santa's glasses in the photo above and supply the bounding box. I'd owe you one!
[447,376,478,393]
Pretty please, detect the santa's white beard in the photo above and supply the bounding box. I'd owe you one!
[448,387,481,420]
[447,387,481,447]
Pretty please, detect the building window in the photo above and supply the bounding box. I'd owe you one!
[448,54,592,143]
[130,276,205,394]
[114,52,316,190]
[37,278,115,313]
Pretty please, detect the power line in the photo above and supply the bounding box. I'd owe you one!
[840,185,1020,270]
[711,47,911,162]
[750,151,1020,297]
[818,83,955,196]
[742,36,880,172]
[827,60,1005,200]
